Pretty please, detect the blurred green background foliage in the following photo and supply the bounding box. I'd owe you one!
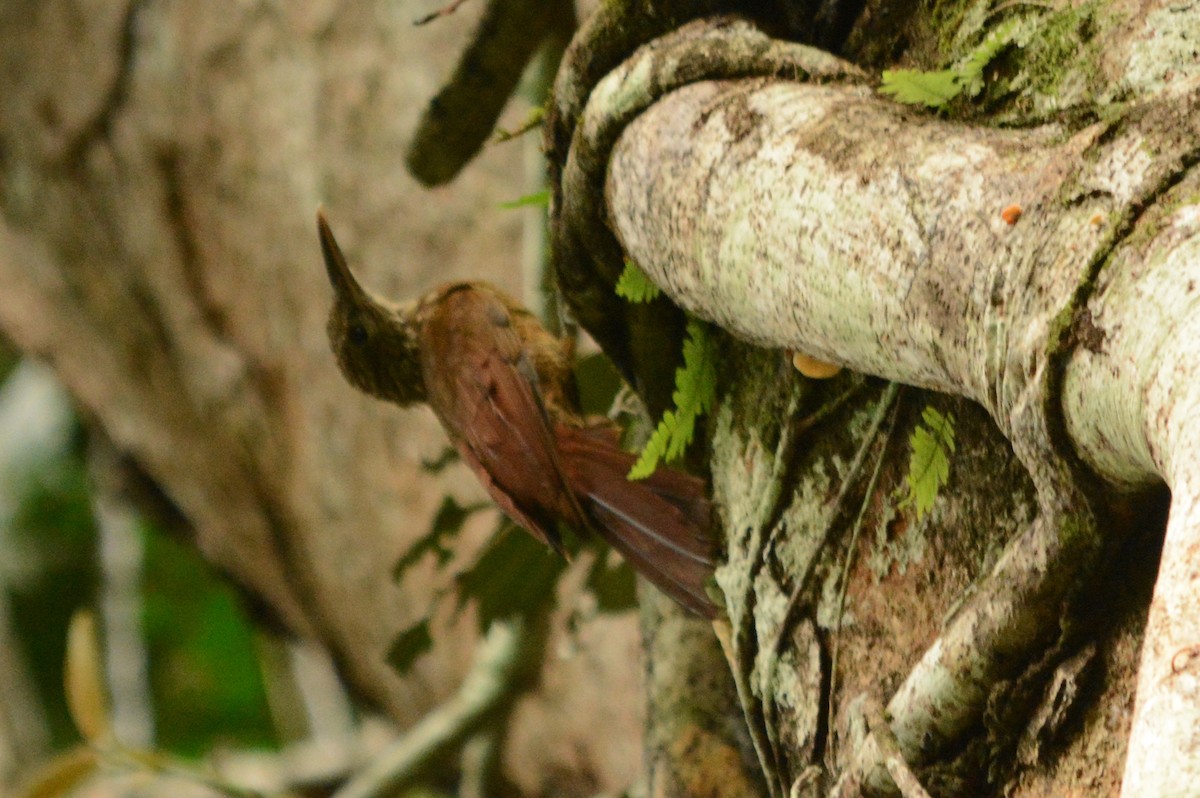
[1,337,277,759]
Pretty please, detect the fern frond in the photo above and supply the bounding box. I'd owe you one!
[615,260,662,303]
[881,19,1020,108]
[880,69,964,108]
[899,406,956,519]
[628,320,716,478]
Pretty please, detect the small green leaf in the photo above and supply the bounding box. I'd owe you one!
[879,69,964,108]
[456,525,566,628]
[392,496,488,580]
[899,406,956,520]
[498,190,550,210]
[670,321,717,443]
[386,621,433,674]
[629,320,717,478]
[615,260,662,303]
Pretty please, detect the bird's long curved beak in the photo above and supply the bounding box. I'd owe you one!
[316,208,368,304]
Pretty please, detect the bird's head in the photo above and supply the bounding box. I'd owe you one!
[316,210,426,406]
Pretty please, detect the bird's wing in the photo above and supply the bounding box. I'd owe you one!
[556,423,718,617]
[419,286,579,553]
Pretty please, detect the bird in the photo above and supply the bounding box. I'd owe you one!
[316,210,719,617]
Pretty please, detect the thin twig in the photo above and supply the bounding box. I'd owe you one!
[330,620,527,798]
[90,433,156,749]
[862,697,932,798]
[458,729,503,798]
[494,107,546,144]
[826,392,902,769]
[413,0,472,26]
[762,381,901,794]
[108,746,267,798]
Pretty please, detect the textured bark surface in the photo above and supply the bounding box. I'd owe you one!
[0,2,643,793]
[545,3,1199,797]
[640,592,766,798]
[6,0,1198,796]
[600,60,1198,798]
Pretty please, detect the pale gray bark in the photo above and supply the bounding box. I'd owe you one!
[605,68,1199,798]
[552,7,1200,798]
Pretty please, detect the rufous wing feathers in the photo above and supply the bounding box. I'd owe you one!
[557,425,719,618]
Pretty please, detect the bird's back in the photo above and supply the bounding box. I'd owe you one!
[417,283,583,551]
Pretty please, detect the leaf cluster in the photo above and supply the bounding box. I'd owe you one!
[899,405,956,520]
[879,18,1020,109]
[615,261,717,479]
[615,259,663,303]
[628,319,716,479]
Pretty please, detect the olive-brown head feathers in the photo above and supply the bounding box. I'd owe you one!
[317,210,425,406]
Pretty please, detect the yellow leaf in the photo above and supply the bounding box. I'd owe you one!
[64,609,111,743]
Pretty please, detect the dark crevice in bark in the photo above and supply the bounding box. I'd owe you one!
[62,0,148,167]
[125,277,180,370]
[1042,101,1200,520]
[980,489,1170,791]
[734,374,896,792]
[156,147,233,340]
[813,624,833,774]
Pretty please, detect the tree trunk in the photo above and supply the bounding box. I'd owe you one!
[0,2,643,794]
[546,2,1199,797]
[4,0,1197,797]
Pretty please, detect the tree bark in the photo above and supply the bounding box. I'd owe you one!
[0,1,643,793]
[5,0,1198,796]
[546,4,1199,797]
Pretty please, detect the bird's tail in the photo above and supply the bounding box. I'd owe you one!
[556,424,719,617]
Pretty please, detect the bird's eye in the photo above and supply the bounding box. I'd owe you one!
[348,322,368,345]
